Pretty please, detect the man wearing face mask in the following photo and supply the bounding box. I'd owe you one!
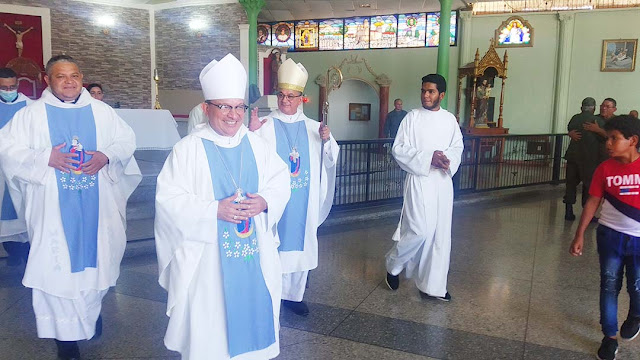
[249,58,339,317]
[0,68,31,266]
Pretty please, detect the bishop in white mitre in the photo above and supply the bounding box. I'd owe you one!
[155,53,291,360]
[250,58,339,316]
[384,74,464,302]
[0,55,141,360]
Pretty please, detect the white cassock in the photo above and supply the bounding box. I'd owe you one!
[155,123,291,360]
[187,103,207,134]
[385,108,463,297]
[0,88,141,340]
[254,108,339,301]
[0,92,32,244]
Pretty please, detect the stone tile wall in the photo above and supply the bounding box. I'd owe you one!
[2,0,152,108]
[155,3,246,91]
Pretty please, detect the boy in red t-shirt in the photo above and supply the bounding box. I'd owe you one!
[570,115,640,360]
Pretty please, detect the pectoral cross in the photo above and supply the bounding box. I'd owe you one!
[234,188,246,203]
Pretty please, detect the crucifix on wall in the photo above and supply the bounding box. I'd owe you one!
[4,23,34,57]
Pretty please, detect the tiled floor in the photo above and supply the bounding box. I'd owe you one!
[2,190,640,359]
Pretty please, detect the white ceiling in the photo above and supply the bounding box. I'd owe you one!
[76,0,472,20]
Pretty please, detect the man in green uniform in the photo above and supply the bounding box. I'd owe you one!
[563,97,605,220]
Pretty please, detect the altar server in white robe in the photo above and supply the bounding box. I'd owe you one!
[0,55,141,359]
[155,53,291,360]
[384,73,463,302]
[187,102,206,134]
[249,58,339,316]
[0,67,31,266]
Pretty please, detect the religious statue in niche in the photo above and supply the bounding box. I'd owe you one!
[269,49,282,95]
[475,78,493,125]
[4,23,34,57]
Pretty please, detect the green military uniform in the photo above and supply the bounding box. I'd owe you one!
[564,110,605,206]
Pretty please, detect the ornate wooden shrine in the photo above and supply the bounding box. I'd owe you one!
[456,39,509,135]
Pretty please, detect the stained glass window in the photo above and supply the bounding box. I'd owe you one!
[344,17,370,50]
[369,15,397,49]
[295,20,319,51]
[397,13,426,48]
[496,16,532,47]
[426,12,457,47]
[272,22,294,51]
[257,24,271,46]
[319,19,344,51]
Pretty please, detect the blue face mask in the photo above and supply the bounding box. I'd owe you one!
[0,90,18,103]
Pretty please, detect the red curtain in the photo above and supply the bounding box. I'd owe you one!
[0,13,44,68]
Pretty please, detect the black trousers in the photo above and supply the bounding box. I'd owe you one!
[564,160,591,207]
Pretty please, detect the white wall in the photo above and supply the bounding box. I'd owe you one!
[328,79,380,140]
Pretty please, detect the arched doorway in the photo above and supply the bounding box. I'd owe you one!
[315,55,392,139]
[328,79,379,140]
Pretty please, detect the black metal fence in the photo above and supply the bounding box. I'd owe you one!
[334,134,571,208]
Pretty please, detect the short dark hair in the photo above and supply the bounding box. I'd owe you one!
[394,98,402,103]
[0,68,17,79]
[421,74,446,93]
[603,97,617,107]
[45,55,80,76]
[603,115,640,143]
[87,83,103,92]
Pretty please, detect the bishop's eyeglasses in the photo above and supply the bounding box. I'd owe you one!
[205,101,249,115]
[276,92,303,101]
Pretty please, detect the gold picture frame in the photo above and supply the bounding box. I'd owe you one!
[601,39,637,72]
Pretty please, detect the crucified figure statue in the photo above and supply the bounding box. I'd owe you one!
[4,23,34,57]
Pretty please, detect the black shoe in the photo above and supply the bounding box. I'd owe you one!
[93,314,102,339]
[55,340,80,360]
[597,336,618,360]
[283,300,309,316]
[620,317,640,341]
[385,272,399,291]
[565,204,576,221]
[420,291,452,302]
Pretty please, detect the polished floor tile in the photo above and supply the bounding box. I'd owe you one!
[4,188,640,359]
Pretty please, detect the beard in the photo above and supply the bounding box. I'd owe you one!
[422,97,441,111]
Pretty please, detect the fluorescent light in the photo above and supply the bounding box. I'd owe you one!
[189,19,207,31]
[96,15,115,27]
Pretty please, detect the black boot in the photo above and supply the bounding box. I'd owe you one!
[55,339,80,360]
[565,203,576,221]
[282,300,309,316]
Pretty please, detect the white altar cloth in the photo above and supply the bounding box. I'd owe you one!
[115,109,181,150]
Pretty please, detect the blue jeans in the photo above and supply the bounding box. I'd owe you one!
[597,225,640,337]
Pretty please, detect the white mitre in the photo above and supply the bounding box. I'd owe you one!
[278,58,308,93]
[199,53,247,100]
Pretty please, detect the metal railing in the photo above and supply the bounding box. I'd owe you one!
[334,134,571,207]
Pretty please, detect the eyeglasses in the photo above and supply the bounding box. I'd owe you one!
[206,101,249,115]
[0,85,18,91]
[277,92,303,101]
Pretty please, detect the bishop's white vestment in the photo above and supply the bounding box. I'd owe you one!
[0,92,31,244]
[385,107,463,297]
[0,88,141,340]
[254,108,339,301]
[155,123,291,360]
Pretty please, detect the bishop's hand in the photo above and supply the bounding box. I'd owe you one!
[319,123,331,141]
[218,194,250,224]
[239,193,268,218]
[431,150,450,171]
[48,142,79,173]
[248,107,267,131]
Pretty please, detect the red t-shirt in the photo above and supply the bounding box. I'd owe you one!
[590,157,640,236]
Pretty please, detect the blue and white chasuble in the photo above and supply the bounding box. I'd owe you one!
[46,104,99,273]
[202,137,275,357]
[0,98,28,221]
[273,119,310,252]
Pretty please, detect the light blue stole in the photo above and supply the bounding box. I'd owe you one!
[273,119,310,251]
[46,104,100,273]
[0,100,27,220]
[202,136,275,357]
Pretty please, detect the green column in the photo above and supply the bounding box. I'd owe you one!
[436,0,452,109]
[239,0,265,87]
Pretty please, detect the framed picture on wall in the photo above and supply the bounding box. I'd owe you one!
[601,39,637,72]
[349,103,371,121]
